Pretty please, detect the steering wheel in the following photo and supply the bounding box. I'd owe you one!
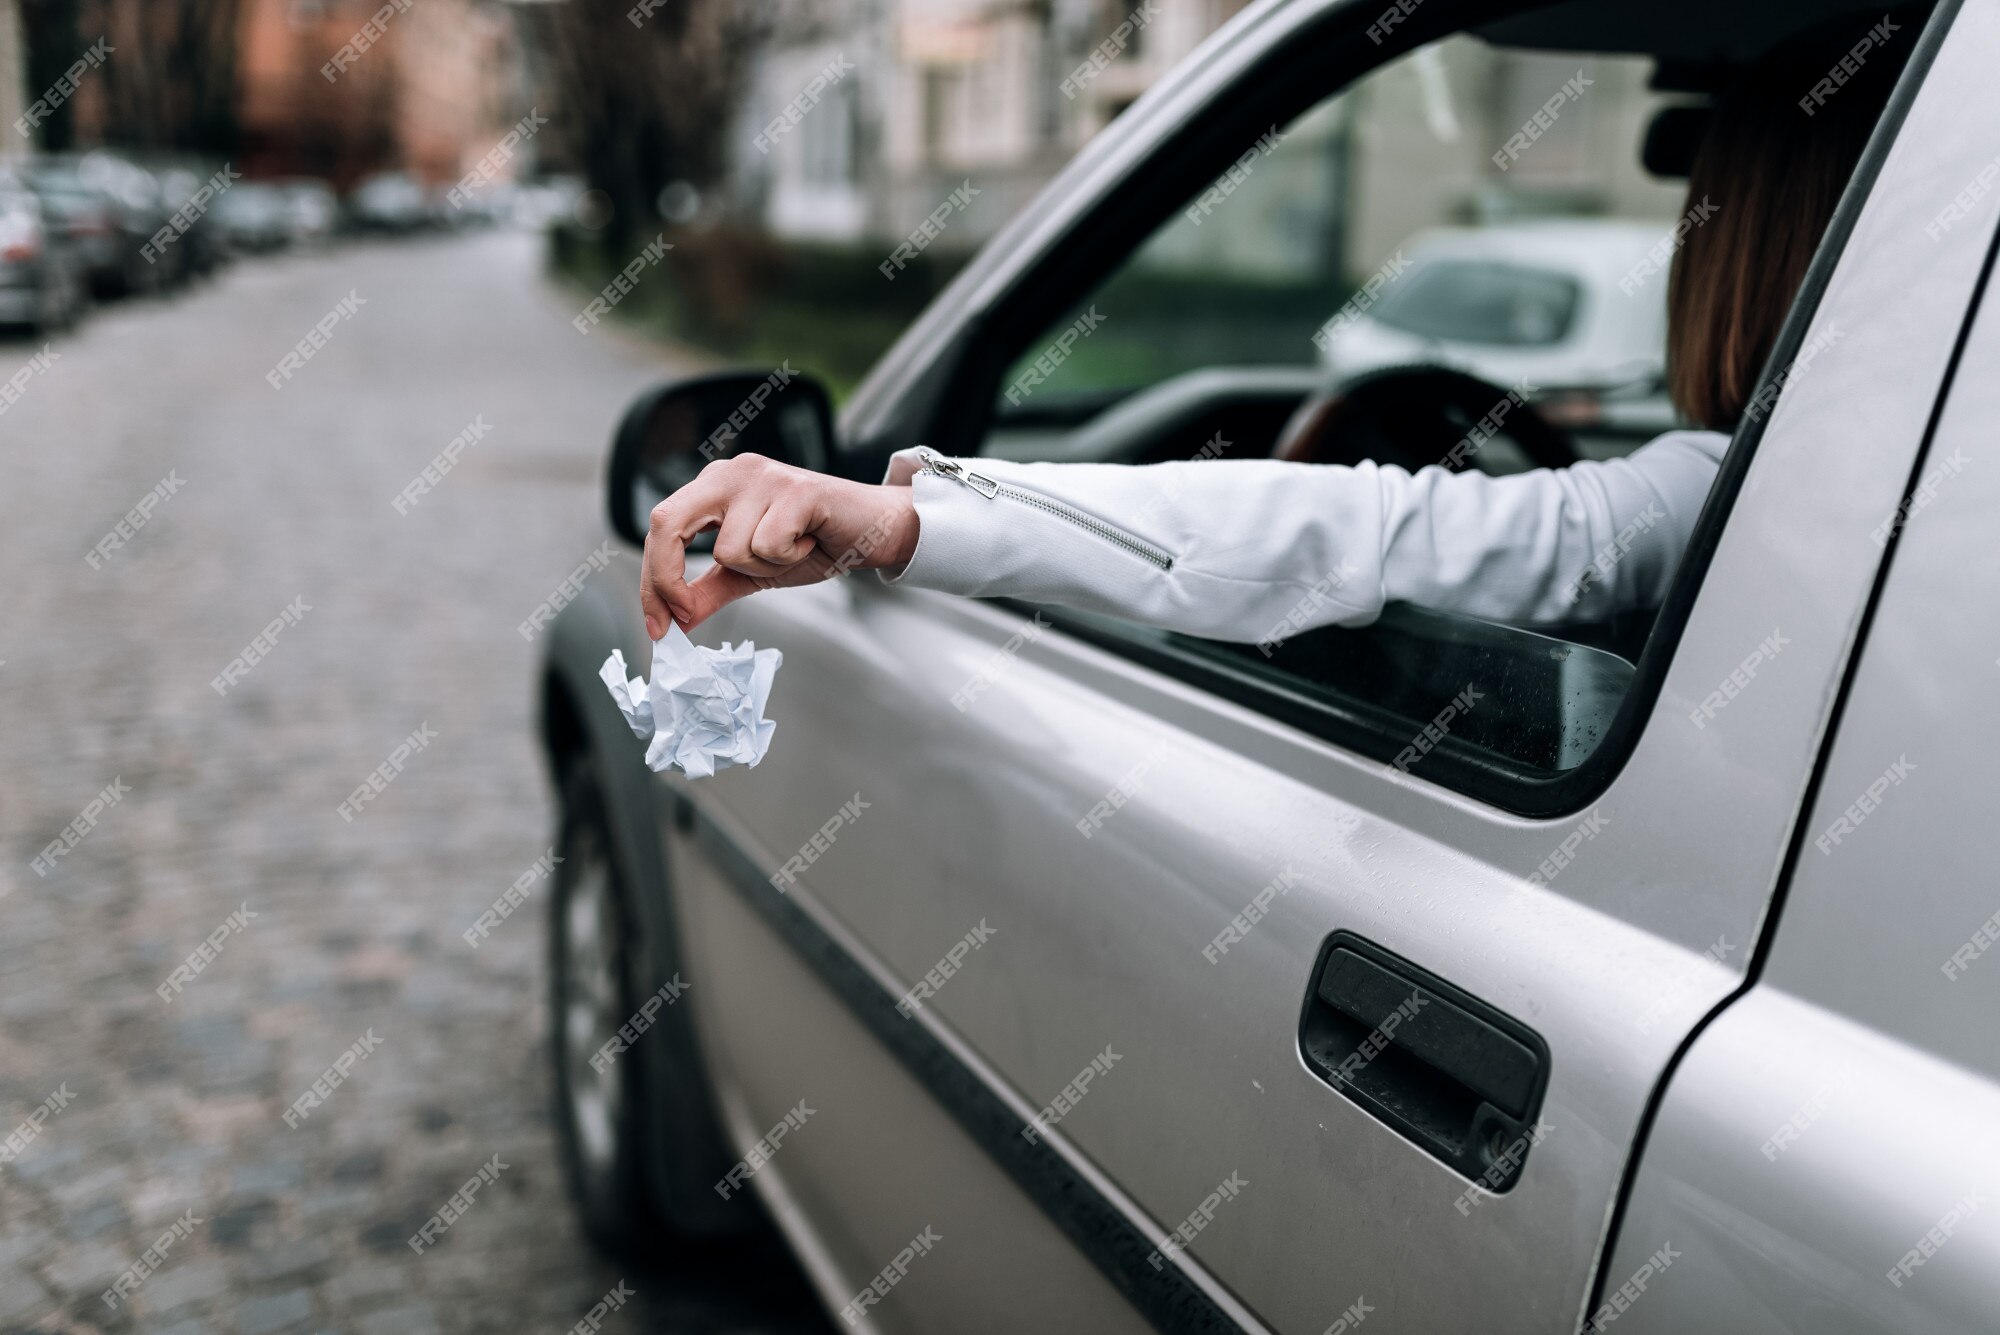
[1272,365,1581,473]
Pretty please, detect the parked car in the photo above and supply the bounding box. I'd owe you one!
[144,156,228,279]
[214,182,294,254]
[281,179,338,247]
[24,151,174,297]
[535,0,1999,1331]
[0,165,86,334]
[1316,221,1678,439]
[347,172,431,233]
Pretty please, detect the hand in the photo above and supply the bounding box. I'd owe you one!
[641,453,920,637]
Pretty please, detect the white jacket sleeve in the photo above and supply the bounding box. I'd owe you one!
[877,431,1729,644]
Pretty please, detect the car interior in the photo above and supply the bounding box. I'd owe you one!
[966,0,1933,791]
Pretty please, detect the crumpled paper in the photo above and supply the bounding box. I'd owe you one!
[599,624,782,778]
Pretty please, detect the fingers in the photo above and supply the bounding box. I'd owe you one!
[678,565,769,630]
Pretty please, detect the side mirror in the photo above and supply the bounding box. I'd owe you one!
[605,368,835,546]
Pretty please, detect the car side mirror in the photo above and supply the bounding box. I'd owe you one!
[605,368,836,546]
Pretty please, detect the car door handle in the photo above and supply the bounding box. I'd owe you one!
[1298,932,1549,1191]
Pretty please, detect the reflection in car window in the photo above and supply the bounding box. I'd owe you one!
[1371,260,1580,347]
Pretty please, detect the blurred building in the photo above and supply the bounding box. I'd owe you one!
[737,0,1679,275]
[237,0,520,188]
[0,0,23,157]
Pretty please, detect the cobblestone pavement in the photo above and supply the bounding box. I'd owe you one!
[0,232,828,1333]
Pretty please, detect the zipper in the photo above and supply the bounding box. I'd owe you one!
[915,447,1174,570]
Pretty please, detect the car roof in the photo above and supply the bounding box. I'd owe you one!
[1397,221,1670,291]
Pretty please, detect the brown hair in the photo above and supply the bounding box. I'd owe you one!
[1667,21,1912,429]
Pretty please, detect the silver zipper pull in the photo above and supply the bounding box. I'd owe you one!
[916,447,999,498]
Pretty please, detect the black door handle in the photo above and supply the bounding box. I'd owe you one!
[1297,932,1549,1191]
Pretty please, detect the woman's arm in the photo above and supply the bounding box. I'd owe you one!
[877,430,1728,642]
[636,431,1727,643]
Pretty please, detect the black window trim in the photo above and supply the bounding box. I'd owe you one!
[913,0,1954,820]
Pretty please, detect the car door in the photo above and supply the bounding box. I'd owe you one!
[667,1,1983,1332]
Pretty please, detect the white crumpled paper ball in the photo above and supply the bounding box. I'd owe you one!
[598,624,782,778]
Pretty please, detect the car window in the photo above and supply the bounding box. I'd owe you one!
[971,38,1713,794]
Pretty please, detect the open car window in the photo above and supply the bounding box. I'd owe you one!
[971,37,1731,794]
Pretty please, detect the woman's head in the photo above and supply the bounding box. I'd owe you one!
[1667,17,1914,429]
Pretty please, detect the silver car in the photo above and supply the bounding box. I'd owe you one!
[535,0,2000,1331]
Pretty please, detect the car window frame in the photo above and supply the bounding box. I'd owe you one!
[892,0,1956,819]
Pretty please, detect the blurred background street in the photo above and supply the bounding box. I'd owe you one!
[0,232,827,1333]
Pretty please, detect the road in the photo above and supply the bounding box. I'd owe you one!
[0,232,826,1333]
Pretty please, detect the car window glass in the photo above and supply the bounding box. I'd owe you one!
[977,37,1700,787]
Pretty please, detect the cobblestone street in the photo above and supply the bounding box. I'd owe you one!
[0,233,826,1333]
